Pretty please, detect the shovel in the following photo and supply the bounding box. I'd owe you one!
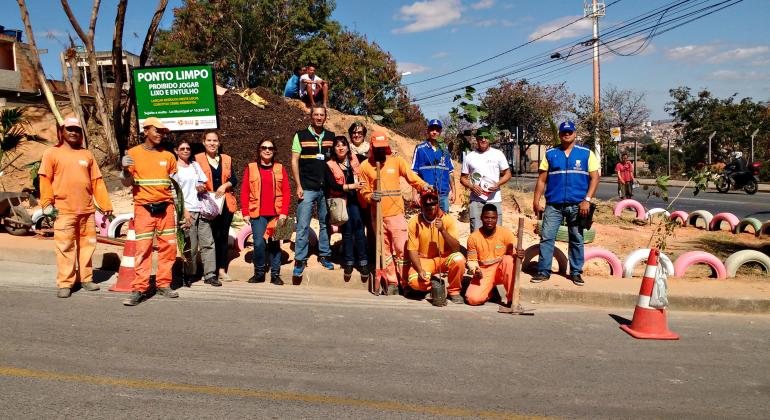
[370,161,388,295]
[498,216,535,315]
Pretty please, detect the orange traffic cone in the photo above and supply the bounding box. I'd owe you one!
[109,219,136,293]
[620,248,679,340]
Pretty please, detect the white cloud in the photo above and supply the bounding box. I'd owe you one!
[705,70,770,81]
[665,44,719,61]
[471,0,495,10]
[393,0,462,34]
[475,19,497,27]
[528,15,592,42]
[397,62,431,74]
[711,46,769,63]
[501,19,515,27]
[431,51,449,58]
[666,44,769,64]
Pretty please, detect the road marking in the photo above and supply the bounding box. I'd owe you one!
[0,366,549,419]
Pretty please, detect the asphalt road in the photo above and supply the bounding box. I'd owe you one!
[1,262,769,419]
[511,177,770,219]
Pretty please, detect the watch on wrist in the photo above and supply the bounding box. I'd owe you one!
[584,196,592,202]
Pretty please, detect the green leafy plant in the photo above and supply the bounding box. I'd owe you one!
[448,86,500,153]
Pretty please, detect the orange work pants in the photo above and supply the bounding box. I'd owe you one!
[133,204,177,292]
[53,213,96,288]
[381,214,408,286]
[407,252,466,296]
[465,255,515,306]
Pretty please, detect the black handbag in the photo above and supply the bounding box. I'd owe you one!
[143,202,170,216]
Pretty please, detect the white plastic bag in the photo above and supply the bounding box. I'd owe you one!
[649,262,669,309]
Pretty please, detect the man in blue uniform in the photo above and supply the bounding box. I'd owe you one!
[531,121,600,286]
[411,119,455,212]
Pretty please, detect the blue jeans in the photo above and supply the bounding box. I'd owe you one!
[295,189,330,262]
[537,203,584,276]
[251,216,281,276]
[341,201,368,266]
[438,193,450,213]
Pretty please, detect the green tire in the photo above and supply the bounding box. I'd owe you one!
[538,221,596,244]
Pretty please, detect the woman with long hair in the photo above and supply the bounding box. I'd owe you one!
[325,135,369,281]
[172,140,216,287]
[194,131,238,284]
[240,139,290,285]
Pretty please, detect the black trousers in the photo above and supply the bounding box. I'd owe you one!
[211,208,234,271]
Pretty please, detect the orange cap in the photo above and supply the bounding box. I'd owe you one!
[370,131,389,148]
[142,117,169,131]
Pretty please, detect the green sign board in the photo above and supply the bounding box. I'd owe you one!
[132,64,218,131]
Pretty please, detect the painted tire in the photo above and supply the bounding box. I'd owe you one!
[522,244,568,275]
[537,221,596,244]
[733,217,762,236]
[583,247,623,278]
[107,213,133,238]
[673,251,727,279]
[31,208,44,231]
[228,227,237,248]
[613,199,646,220]
[709,212,740,232]
[686,210,713,230]
[645,207,670,222]
[623,249,674,278]
[236,225,252,251]
[760,221,770,239]
[669,211,688,226]
[94,212,110,237]
[724,250,770,278]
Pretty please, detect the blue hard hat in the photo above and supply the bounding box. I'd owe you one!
[427,119,443,129]
[558,120,576,133]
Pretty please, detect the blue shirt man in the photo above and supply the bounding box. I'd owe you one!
[283,66,304,99]
[411,119,455,212]
[532,120,600,287]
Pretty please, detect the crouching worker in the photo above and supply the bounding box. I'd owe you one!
[405,190,466,305]
[39,117,113,298]
[120,117,179,306]
[465,204,525,306]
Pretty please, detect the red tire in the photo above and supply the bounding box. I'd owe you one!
[613,199,646,220]
[669,211,688,226]
[583,247,623,278]
[709,212,739,232]
[673,251,727,279]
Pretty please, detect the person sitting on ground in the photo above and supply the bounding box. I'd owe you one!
[283,66,305,99]
[39,116,113,298]
[465,204,525,306]
[325,136,369,282]
[615,153,634,199]
[299,64,328,108]
[405,190,466,305]
[240,139,290,286]
[172,140,215,288]
[359,131,430,295]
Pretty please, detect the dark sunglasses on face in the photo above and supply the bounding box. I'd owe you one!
[177,147,190,151]
[64,126,82,132]
[261,146,275,151]
[352,132,364,136]
[560,130,574,135]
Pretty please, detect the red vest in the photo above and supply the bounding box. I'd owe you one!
[247,162,284,217]
[326,157,362,202]
[195,153,237,212]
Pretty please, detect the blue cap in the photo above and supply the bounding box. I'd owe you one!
[558,120,576,133]
[427,119,443,129]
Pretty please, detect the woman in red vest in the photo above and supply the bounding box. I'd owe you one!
[240,139,291,285]
[195,131,238,283]
[325,136,369,281]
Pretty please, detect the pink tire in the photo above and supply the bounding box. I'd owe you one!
[583,247,623,278]
[673,251,727,279]
[709,212,740,232]
[613,199,646,220]
[669,211,689,226]
[236,225,252,251]
[94,212,110,237]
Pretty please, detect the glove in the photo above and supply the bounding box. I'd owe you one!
[121,154,134,168]
[371,191,382,202]
[43,205,57,217]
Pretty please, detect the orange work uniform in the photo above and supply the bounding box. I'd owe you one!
[360,155,428,285]
[126,145,177,293]
[465,226,517,305]
[39,146,112,289]
[406,213,466,296]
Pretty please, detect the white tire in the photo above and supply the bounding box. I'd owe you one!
[623,248,674,278]
[686,210,713,230]
[107,213,134,238]
[724,250,770,278]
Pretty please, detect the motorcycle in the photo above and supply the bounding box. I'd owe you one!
[715,162,761,195]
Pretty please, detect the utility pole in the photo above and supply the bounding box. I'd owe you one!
[585,0,605,165]
[667,137,671,177]
[750,128,759,163]
[708,131,716,165]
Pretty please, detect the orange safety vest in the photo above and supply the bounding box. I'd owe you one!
[326,157,361,200]
[247,162,284,217]
[195,153,237,212]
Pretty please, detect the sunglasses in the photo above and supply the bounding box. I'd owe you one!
[261,146,275,151]
[177,147,190,151]
[560,131,575,135]
[352,132,364,136]
[64,126,82,132]
[422,201,438,207]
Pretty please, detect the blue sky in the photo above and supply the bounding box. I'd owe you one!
[6,0,769,120]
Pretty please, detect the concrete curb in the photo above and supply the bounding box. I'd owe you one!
[3,241,768,314]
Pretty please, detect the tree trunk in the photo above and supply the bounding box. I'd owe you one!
[111,0,128,165]
[16,0,63,125]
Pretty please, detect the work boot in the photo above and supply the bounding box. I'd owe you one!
[448,294,465,305]
[357,263,370,277]
[292,261,305,278]
[530,273,550,283]
[81,282,100,292]
[318,257,334,270]
[204,275,222,287]
[57,288,71,298]
[248,271,266,283]
[270,275,284,286]
[343,264,354,281]
[182,274,192,288]
[156,287,179,298]
[386,283,399,296]
[430,277,447,307]
[570,274,585,286]
[123,291,144,306]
